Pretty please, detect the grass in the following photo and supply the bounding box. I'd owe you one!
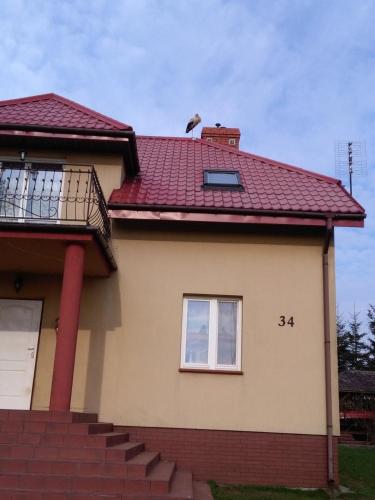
[210,445,375,499]
[339,445,375,498]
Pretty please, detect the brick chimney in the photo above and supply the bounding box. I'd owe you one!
[201,123,241,149]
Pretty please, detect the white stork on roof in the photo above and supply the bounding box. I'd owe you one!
[185,113,201,137]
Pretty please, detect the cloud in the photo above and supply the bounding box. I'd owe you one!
[0,0,373,324]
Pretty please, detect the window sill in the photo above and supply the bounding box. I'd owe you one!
[179,368,243,375]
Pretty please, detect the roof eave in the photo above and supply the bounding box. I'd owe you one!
[0,122,132,135]
[108,203,365,228]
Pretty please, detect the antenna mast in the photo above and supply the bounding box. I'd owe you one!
[335,141,367,195]
[348,142,353,195]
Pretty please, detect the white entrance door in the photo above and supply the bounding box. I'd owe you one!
[0,299,42,409]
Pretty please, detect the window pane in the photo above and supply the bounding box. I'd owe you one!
[25,169,63,219]
[217,301,237,365]
[185,300,210,364]
[0,167,25,218]
[206,171,239,185]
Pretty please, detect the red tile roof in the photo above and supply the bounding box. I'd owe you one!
[0,93,132,131]
[340,371,375,393]
[109,136,365,218]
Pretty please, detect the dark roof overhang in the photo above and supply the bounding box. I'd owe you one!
[0,124,140,176]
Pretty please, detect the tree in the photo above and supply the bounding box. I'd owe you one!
[367,304,375,369]
[346,308,368,370]
[337,311,351,372]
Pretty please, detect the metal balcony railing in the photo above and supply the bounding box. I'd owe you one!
[0,161,111,241]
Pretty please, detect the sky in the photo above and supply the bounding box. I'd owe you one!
[0,0,373,330]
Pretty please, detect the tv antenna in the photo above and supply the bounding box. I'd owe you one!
[335,141,367,195]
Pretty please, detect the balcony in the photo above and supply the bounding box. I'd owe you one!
[0,161,110,241]
[0,161,115,276]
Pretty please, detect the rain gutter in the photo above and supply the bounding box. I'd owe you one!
[108,203,365,227]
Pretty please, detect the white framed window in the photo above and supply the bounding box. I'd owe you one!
[228,138,236,145]
[180,296,242,371]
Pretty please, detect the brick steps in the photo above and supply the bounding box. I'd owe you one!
[0,457,159,477]
[0,470,190,498]
[0,410,196,499]
[107,442,145,462]
[148,461,176,496]
[192,481,213,500]
[0,410,98,423]
[1,421,113,435]
[126,451,161,479]
[0,431,129,448]
[0,470,172,494]
[169,471,194,499]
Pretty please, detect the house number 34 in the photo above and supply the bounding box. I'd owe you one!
[278,316,295,327]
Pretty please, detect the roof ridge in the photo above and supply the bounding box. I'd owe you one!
[0,93,132,131]
[343,370,375,374]
[0,93,56,106]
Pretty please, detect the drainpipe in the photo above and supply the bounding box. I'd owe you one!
[323,217,335,486]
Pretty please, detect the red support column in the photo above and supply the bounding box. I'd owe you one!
[50,242,85,411]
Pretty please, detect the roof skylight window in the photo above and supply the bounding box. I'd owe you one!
[203,170,242,189]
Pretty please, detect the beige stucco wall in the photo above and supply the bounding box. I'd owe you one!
[100,228,339,436]
[0,146,340,436]
[0,227,339,436]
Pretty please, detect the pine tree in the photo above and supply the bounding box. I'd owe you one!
[347,309,368,370]
[367,304,375,369]
[337,311,351,372]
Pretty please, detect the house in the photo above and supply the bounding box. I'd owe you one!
[339,370,375,443]
[0,93,366,497]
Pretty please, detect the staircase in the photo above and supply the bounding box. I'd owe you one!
[0,410,211,499]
